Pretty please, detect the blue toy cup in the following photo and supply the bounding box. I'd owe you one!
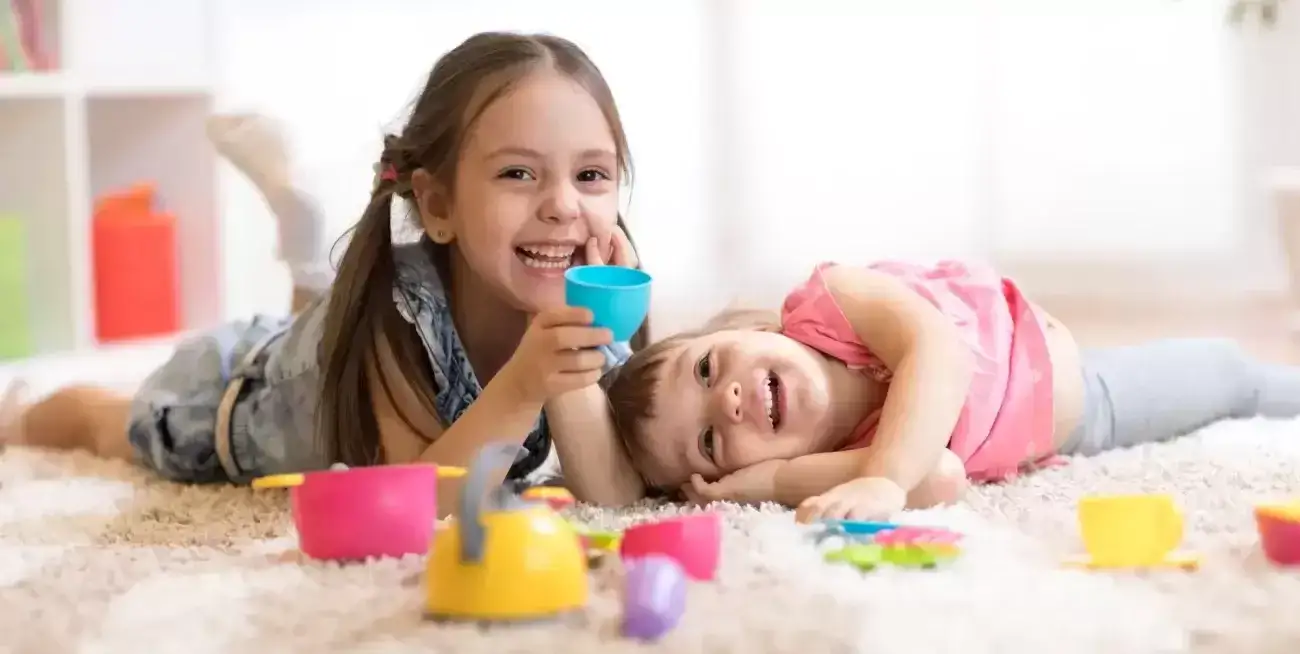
[564,265,652,342]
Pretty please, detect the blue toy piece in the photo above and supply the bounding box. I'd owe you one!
[564,265,652,342]
[836,520,902,536]
[808,519,903,545]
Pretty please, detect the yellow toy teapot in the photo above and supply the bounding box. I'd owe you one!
[424,443,588,621]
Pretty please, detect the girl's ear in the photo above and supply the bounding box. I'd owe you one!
[411,168,454,243]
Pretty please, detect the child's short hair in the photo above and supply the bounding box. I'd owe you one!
[601,308,781,488]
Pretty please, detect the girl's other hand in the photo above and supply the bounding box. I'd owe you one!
[585,225,638,269]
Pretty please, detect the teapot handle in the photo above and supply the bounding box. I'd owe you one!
[458,443,528,563]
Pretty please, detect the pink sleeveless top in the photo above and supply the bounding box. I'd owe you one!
[780,261,1055,482]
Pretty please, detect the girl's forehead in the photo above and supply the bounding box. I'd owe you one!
[463,73,615,152]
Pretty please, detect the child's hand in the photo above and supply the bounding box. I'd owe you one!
[795,477,906,523]
[584,225,638,269]
[500,307,613,404]
[681,460,784,505]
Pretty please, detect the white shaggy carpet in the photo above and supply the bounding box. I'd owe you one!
[1,419,1299,654]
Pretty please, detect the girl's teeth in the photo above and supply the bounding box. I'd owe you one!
[764,376,776,426]
[517,245,576,269]
[520,245,576,258]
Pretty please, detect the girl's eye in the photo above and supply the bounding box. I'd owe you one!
[694,351,712,385]
[577,168,610,183]
[499,168,535,181]
[698,427,716,464]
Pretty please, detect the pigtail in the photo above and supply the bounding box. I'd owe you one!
[317,136,438,466]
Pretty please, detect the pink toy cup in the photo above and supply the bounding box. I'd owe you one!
[620,513,722,581]
[254,464,464,562]
[1255,504,1300,567]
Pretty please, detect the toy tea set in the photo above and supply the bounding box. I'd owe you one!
[254,442,719,641]
[252,265,710,640]
[248,264,1300,639]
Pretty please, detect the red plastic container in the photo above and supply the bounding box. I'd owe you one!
[620,513,722,581]
[92,184,180,343]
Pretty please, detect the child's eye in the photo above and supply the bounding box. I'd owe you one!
[694,350,712,385]
[499,168,536,181]
[577,168,611,183]
[698,427,716,464]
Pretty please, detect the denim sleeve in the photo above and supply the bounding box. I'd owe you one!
[599,341,633,373]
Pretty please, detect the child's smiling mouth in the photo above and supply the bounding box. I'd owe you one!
[515,242,584,270]
[764,372,784,431]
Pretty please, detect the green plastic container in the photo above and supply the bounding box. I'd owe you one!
[0,216,32,360]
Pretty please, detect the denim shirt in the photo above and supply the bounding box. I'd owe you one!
[389,239,633,479]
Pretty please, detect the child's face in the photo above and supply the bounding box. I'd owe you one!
[635,329,842,488]
[440,70,621,312]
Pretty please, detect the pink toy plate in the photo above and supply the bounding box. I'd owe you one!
[620,513,721,581]
[1255,502,1300,567]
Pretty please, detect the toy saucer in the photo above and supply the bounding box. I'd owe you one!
[1062,551,1200,571]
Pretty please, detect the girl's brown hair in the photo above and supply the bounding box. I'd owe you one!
[318,32,649,466]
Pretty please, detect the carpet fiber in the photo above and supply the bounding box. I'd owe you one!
[2,419,1299,654]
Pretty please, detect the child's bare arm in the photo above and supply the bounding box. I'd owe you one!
[771,450,869,506]
[546,384,646,506]
[688,449,967,509]
[821,265,973,492]
[365,335,541,518]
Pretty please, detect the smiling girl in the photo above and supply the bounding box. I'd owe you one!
[0,32,649,515]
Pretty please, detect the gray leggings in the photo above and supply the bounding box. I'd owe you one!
[1062,338,1300,456]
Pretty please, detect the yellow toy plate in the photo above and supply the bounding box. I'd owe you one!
[522,486,574,501]
[1063,551,1201,571]
[251,466,467,490]
[251,473,305,489]
[1255,501,1300,523]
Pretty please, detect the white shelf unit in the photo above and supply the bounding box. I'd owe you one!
[0,0,221,362]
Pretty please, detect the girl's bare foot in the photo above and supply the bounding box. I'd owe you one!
[207,112,333,299]
[0,378,29,451]
[205,113,292,193]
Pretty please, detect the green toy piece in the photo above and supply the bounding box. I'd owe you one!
[821,525,964,572]
[824,543,885,570]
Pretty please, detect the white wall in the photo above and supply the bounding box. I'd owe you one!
[722,0,1300,306]
[212,1,1300,332]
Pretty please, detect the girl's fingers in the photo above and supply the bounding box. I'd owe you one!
[549,325,614,351]
[555,368,604,390]
[553,348,610,373]
[585,237,604,266]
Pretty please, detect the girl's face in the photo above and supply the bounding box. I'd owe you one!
[634,329,849,489]
[428,70,621,313]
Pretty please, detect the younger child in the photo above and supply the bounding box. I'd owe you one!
[603,260,1300,522]
[0,32,650,515]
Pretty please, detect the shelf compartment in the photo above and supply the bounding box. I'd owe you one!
[86,95,220,338]
[63,0,214,92]
[0,97,75,355]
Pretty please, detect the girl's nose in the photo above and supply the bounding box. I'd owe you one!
[540,181,580,224]
[714,380,743,424]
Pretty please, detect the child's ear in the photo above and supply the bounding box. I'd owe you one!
[411,168,453,243]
